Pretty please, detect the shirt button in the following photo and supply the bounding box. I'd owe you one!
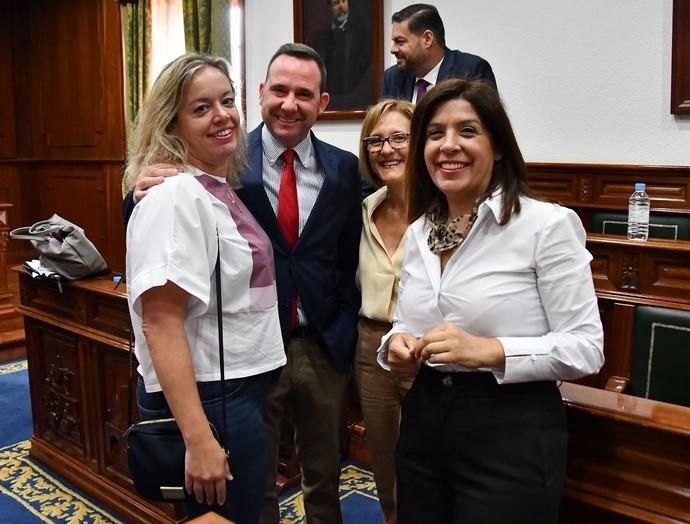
[442,375,453,387]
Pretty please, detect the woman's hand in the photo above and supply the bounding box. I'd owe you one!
[185,431,233,505]
[134,163,179,201]
[387,332,421,377]
[416,323,505,369]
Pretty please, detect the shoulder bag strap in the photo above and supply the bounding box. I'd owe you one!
[127,232,226,442]
[215,231,227,441]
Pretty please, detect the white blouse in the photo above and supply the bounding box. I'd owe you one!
[127,168,286,392]
[378,192,604,384]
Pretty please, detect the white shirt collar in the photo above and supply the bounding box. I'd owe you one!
[418,57,444,88]
[261,126,313,168]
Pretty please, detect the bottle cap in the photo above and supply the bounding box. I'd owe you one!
[634,182,646,191]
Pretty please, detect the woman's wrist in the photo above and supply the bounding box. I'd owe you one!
[480,337,506,368]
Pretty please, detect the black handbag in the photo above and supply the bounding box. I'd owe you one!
[125,241,229,501]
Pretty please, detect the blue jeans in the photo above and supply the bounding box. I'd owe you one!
[137,370,277,524]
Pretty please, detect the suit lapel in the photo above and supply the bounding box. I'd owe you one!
[436,50,453,83]
[402,74,415,100]
[238,125,289,250]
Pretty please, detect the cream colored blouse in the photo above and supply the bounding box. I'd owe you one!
[357,186,408,323]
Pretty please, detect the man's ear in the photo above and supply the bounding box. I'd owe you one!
[318,92,330,114]
[422,29,435,49]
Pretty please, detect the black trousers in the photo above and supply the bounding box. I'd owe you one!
[396,366,567,524]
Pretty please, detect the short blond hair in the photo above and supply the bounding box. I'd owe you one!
[123,53,248,191]
[358,99,414,189]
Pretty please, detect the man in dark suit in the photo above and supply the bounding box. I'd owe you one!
[123,43,361,524]
[243,44,361,523]
[381,3,496,102]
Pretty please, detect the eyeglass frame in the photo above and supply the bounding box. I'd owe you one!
[361,132,411,152]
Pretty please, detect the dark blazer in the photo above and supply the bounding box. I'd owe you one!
[381,48,497,101]
[236,125,361,372]
[121,126,362,371]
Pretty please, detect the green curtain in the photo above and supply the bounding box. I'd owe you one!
[182,0,231,60]
[121,0,152,196]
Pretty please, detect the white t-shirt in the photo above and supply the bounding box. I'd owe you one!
[127,167,286,392]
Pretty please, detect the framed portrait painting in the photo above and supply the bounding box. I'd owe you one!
[294,0,383,120]
[671,0,690,114]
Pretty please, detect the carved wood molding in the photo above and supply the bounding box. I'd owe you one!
[527,162,690,214]
[587,234,690,309]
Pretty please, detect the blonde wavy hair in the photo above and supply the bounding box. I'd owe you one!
[123,53,248,191]
[358,99,414,189]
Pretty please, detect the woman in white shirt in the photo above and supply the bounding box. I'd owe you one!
[124,53,285,523]
[356,99,414,524]
[379,79,604,523]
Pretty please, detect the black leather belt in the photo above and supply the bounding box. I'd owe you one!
[291,325,315,338]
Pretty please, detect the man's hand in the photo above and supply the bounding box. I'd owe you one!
[387,332,421,377]
[416,323,505,369]
[134,163,179,202]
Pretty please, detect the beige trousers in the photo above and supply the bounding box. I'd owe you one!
[355,317,413,524]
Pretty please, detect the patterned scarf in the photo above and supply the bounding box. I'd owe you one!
[427,200,482,256]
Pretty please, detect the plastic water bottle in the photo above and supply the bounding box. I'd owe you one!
[627,183,650,240]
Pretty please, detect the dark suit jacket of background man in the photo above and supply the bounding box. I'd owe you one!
[236,124,361,371]
[381,48,497,100]
[121,124,362,371]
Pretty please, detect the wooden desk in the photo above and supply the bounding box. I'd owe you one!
[16,269,182,523]
[560,382,690,522]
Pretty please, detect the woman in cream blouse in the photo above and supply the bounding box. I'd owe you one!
[356,99,414,524]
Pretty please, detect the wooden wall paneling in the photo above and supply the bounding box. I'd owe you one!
[0,4,17,159]
[527,164,690,215]
[7,0,40,159]
[36,0,103,155]
[106,164,126,274]
[101,0,127,159]
[9,164,41,264]
[672,0,690,114]
[36,164,109,260]
[28,0,125,161]
[0,165,22,233]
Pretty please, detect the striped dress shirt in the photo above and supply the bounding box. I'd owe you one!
[260,126,324,236]
[260,126,325,325]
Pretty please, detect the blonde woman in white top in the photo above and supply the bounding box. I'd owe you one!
[356,99,415,524]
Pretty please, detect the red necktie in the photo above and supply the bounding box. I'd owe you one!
[277,149,299,328]
[415,79,430,102]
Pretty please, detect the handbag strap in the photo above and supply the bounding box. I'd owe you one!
[215,233,227,442]
[127,232,227,444]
